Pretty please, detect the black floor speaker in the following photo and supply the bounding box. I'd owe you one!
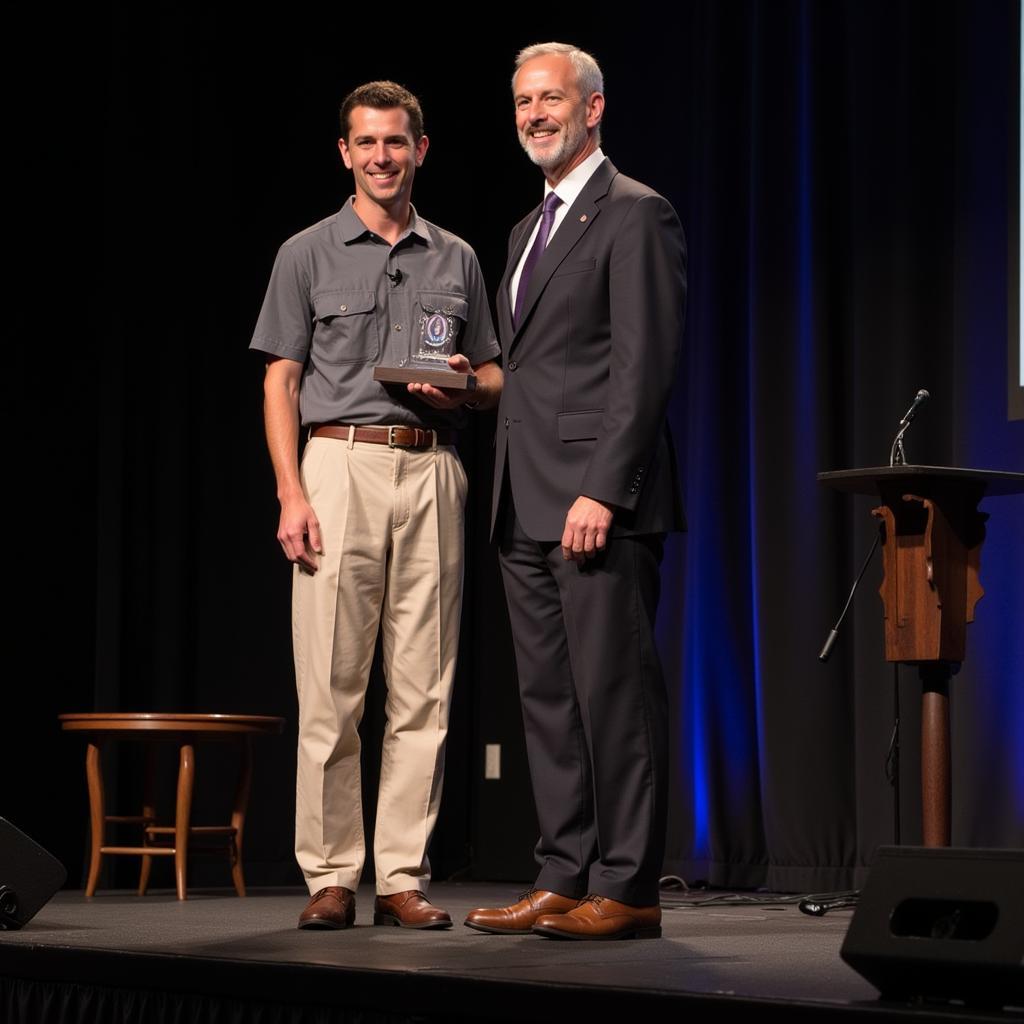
[841,846,1023,1009]
[0,817,67,929]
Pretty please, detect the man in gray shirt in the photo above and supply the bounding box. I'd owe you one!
[251,81,501,931]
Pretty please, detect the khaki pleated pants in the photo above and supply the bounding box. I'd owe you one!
[292,432,466,895]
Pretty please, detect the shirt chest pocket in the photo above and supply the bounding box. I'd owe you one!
[311,290,380,365]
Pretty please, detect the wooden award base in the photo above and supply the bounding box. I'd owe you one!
[373,366,477,390]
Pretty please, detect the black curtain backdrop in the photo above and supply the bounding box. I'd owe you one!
[9,1,1021,895]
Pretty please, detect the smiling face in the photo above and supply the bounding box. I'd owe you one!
[338,105,429,215]
[513,53,604,185]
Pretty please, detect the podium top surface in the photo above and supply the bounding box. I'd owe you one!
[817,465,1024,497]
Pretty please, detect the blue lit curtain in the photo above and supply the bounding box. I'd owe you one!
[659,0,1024,892]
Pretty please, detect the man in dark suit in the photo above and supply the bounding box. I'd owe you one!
[465,43,687,940]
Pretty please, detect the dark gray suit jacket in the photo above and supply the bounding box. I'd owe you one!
[491,158,687,541]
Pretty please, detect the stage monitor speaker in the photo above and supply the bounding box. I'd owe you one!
[841,846,1023,1009]
[0,817,67,929]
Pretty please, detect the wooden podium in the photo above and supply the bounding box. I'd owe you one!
[817,466,1024,846]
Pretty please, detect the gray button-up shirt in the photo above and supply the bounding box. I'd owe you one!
[250,199,500,429]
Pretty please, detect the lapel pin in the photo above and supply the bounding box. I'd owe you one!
[579,214,588,222]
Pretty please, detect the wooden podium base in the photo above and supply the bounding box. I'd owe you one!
[919,663,952,847]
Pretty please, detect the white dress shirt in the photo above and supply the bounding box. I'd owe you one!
[509,148,606,310]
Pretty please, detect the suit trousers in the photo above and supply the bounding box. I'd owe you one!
[292,433,466,895]
[498,501,669,907]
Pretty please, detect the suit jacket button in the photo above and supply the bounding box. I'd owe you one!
[508,360,518,371]
[504,418,510,428]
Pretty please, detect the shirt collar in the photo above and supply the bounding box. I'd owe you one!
[545,148,606,210]
[338,197,429,246]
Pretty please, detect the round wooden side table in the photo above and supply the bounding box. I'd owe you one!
[60,713,284,900]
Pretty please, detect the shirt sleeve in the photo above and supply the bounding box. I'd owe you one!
[249,242,313,362]
[458,246,501,366]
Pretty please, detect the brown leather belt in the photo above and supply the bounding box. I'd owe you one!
[309,424,457,448]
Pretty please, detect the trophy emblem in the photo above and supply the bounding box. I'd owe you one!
[416,307,457,364]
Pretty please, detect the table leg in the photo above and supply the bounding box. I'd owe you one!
[920,663,952,847]
[175,743,195,900]
[85,742,104,898]
[138,744,158,896]
[230,736,253,897]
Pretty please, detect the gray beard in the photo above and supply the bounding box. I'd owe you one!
[519,118,586,171]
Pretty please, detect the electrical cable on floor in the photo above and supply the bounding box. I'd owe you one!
[657,880,860,914]
[658,874,690,892]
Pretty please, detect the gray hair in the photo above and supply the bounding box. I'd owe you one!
[512,42,604,100]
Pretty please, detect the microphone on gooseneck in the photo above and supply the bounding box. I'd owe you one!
[890,388,930,467]
[899,388,930,427]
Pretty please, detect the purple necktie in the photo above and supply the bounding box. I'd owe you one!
[513,191,563,327]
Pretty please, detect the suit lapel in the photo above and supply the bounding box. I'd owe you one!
[498,208,540,343]
[508,158,618,348]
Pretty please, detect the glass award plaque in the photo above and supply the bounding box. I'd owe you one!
[373,303,477,391]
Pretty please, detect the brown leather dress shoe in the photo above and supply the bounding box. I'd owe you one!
[298,886,356,930]
[464,889,580,934]
[373,890,452,929]
[532,894,661,940]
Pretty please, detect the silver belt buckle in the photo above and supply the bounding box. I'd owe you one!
[387,425,400,448]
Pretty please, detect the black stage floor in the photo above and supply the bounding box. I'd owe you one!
[0,883,1014,1023]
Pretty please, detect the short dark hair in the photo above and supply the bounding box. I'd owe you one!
[339,81,424,142]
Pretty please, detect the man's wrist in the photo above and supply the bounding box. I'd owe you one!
[466,378,497,411]
[580,494,616,513]
[277,483,306,505]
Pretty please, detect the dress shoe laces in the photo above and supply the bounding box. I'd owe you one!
[397,891,433,905]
